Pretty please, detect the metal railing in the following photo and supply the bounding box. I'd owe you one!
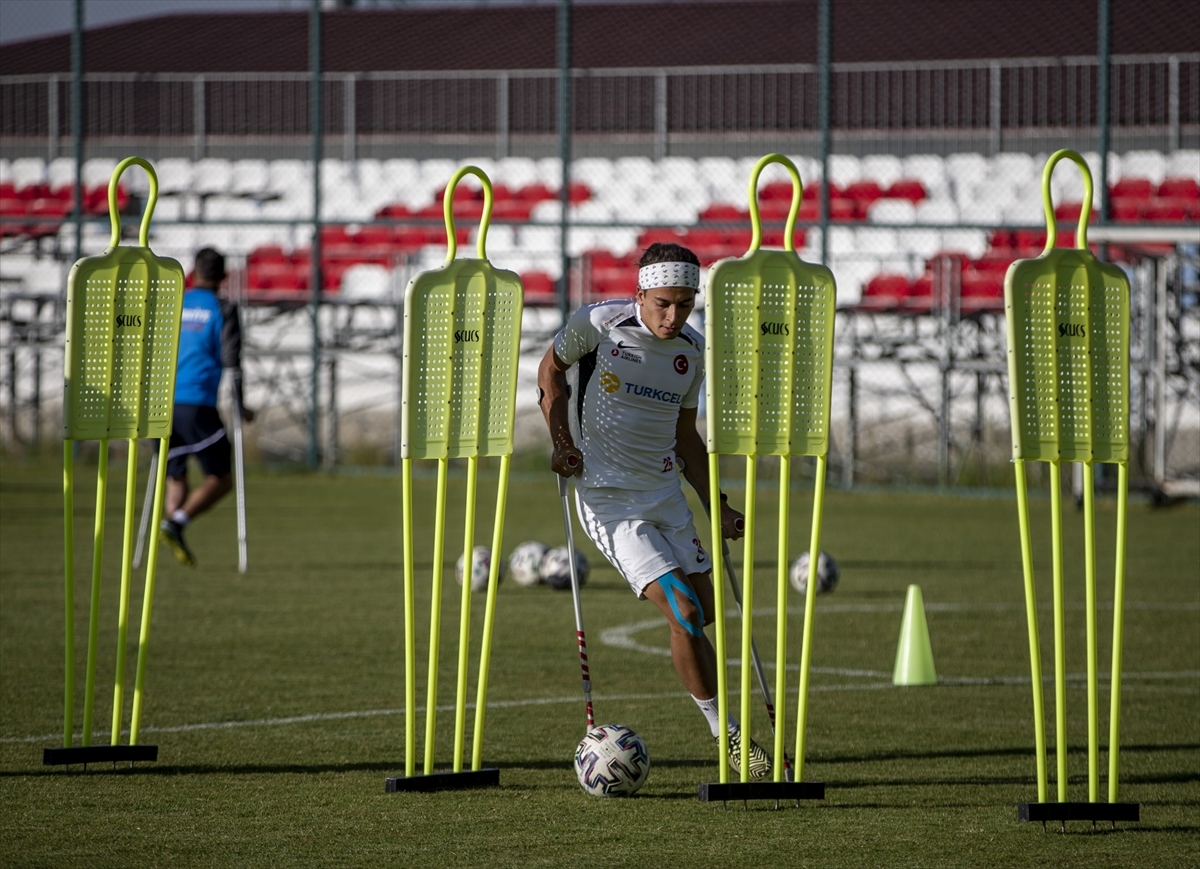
[3,53,1197,160]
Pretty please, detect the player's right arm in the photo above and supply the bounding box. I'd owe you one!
[537,345,582,477]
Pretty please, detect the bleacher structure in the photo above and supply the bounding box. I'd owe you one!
[2,43,1199,490]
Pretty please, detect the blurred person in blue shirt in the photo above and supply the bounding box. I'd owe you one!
[160,247,253,566]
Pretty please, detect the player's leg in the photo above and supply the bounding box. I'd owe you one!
[179,472,233,520]
[160,424,197,567]
[643,570,716,698]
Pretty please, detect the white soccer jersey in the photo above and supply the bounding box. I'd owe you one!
[554,300,705,491]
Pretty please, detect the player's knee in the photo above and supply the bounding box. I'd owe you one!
[658,572,705,639]
[668,599,703,637]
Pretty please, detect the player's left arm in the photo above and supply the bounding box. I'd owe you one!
[675,406,744,540]
[219,299,253,422]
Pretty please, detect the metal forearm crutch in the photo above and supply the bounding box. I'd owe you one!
[558,456,594,730]
[232,387,248,574]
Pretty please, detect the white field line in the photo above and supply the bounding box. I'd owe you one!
[7,671,1197,747]
[7,600,1195,747]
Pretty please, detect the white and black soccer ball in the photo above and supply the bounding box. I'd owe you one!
[574,724,650,797]
[540,546,589,590]
[789,550,839,594]
[508,540,549,588]
[456,545,502,593]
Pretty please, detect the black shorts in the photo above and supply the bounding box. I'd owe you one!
[167,404,232,479]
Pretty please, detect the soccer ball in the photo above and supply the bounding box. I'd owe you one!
[540,546,589,590]
[508,540,549,587]
[789,550,839,594]
[574,724,650,797]
[456,545,502,593]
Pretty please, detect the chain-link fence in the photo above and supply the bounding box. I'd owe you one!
[2,0,1197,493]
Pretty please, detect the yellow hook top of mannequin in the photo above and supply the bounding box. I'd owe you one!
[1040,149,1093,256]
[442,166,494,263]
[108,156,159,249]
[747,153,803,253]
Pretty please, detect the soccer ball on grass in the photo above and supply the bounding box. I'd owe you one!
[539,546,589,590]
[574,724,650,796]
[789,550,839,594]
[456,545,503,593]
[508,540,549,587]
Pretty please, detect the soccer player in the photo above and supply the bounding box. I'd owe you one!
[159,247,253,567]
[538,242,772,779]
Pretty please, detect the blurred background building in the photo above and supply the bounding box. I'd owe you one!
[1,0,1197,494]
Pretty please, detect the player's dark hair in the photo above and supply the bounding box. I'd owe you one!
[194,247,226,285]
[638,242,700,268]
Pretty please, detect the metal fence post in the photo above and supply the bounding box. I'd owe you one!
[193,76,206,160]
[71,0,83,264]
[343,74,356,161]
[990,61,1002,154]
[1168,55,1180,152]
[557,0,572,323]
[496,72,509,160]
[308,0,323,470]
[48,76,59,161]
[817,0,831,267]
[1096,0,1111,222]
[654,70,668,160]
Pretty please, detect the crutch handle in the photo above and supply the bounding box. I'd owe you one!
[566,453,580,469]
[733,516,745,534]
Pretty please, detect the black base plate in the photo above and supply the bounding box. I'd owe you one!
[385,768,500,793]
[698,780,825,803]
[43,745,158,766]
[1018,802,1139,823]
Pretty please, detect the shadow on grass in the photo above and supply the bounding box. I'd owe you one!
[810,742,1200,766]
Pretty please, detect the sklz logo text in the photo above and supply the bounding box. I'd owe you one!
[1058,323,1086,338]
[454,330,481,343]
[760,321,790,336]
[115,314,142,328]
[623,382,683,405]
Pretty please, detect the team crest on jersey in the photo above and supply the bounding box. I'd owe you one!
[599,372,622,393]
[673,354,689,374]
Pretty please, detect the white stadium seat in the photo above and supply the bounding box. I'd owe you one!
[828,154,862,188]
[529,200,562,224]
[914,199,959,225]
[1119,149,1166,184]
[1003,194,1044,225]
[231,159,271,197]
[268,159,310,194]
[902,154,948,196]
[0,159,11,185]
[572,158,614,191]
[573,200,615,224]
[1165,150,1199,180]
[868,198,917,224]
[861,154,904,188]
[536,157,563,186]
[494,157,537,189]
[156,158,194,196]
[959,201,1003,225]
[193,158,233,196]
[340,264,391,300]
[945,152,988,196]
[988,152,1036,186]
[899,228,943,259]
[381,158,420,189]
[11,158,45,189]
[856,227,900,256]
[940,229,988,258]
[82,158,119,187]
[47,157,76,190]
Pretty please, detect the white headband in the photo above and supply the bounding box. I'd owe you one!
[637,261,700,291]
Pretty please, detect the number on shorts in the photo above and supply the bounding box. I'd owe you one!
[662,456,674,473]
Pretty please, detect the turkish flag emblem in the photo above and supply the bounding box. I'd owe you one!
[673,354,689,374]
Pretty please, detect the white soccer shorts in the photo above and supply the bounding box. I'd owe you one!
[574,482,712,598]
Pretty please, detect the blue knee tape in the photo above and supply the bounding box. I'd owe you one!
[657,571,704,638]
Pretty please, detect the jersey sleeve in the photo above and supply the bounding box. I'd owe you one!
[553,304,604,367]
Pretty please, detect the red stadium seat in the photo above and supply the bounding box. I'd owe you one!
[520,271,558,306]
[567,181,592,203]
[884,179,927,204]
[988,229,1015,253]
[1054,201,1097,223]
[843,180,884,207]
[855,273,911,313]
[1109,178,1154,200]
[28,197,70,239]
[590,265,635,299]
[960,271,1005,314]
[1110,197,1143,223]
[248,244,287,265]
[1142,199,1189,222]
[758,181,794,201]
[829,198,861,220]
[491,200,534,221]
[1156,177,1200,200]
[699,203,748,222]
[376,203,411,218]
[517,183,555,202]
[0,197,27,237]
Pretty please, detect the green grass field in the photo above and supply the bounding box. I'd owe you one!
[2,456,1198,868]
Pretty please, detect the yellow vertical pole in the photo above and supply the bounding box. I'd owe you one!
[708,452,729,784]
[773,455,791,782]
[452,456,478,773]
[402,456,416,777]
[62,441,76,748]
[739,455,757,784]
[472,454,510,770]
[1014,460,1048,803]
[423,457,449,775]
[1082,461,1099,801]
[794,454,827,782]
[130,437,169,744]
[111,439,140,744]
[81,438,110,747]
[1049,460,1067,802]
[1108,462,1129,802]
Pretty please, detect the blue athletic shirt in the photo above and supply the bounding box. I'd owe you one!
[174,288,243,407]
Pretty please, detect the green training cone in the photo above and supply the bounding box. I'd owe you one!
[893,585,937,686]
